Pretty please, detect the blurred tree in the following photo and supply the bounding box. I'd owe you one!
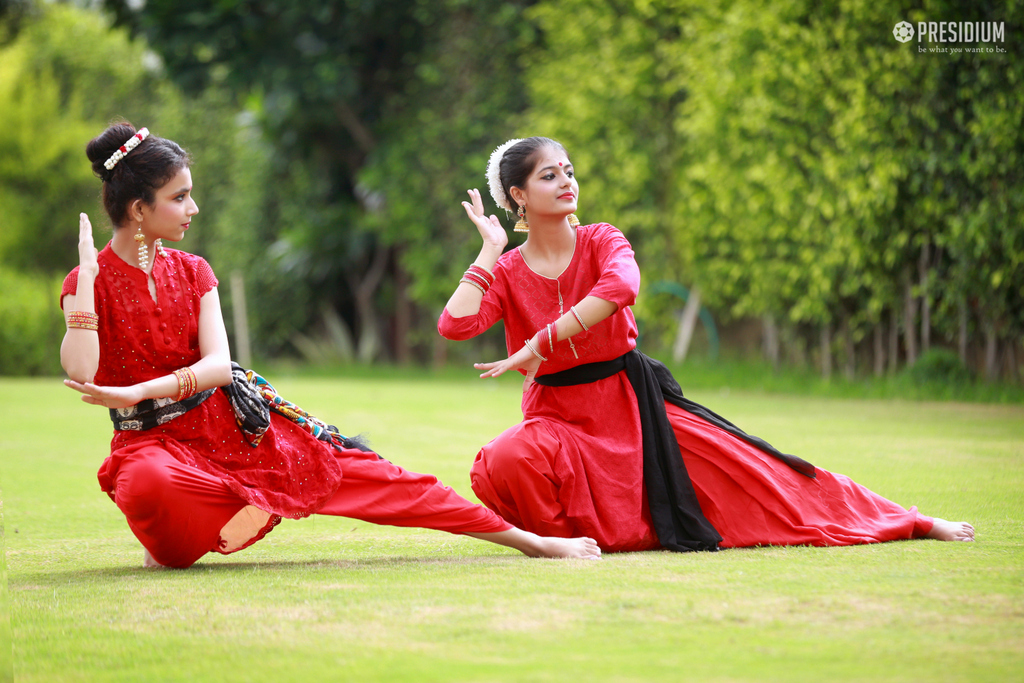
[356,0,535,364]
[106,0,537,363]
[522,0,1022,380]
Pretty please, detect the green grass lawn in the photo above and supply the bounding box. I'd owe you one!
[1,373,1022,682]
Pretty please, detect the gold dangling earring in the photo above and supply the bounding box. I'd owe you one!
[134,222,150,270]
[155,238,167,259]
[514,205,529,233]
[567,213,580,228]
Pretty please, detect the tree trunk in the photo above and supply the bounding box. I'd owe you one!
[903,268,917,366]
[432,327,448,370]
[888,308,899,375]
[820,323,832,380]
[229,271,252,369]
[672,287,702,364]
[393,248,411,365]
[840,314,855,379]
[1004,340,1020,384]
[347,243,390,364]
[983,322,998,382]
[761,312,780,371]
[958,296,968,364]
[873,322,885,377]
[919,243,931,353]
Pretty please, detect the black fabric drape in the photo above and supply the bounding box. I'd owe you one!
[534,349,816,553]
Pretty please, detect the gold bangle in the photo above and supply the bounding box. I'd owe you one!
[173,367,197,401]
[66,311,99,331]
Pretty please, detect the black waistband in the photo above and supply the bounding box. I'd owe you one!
[110,387,216,431]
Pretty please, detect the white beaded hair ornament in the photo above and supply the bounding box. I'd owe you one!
[486,138,524,212]
[103,127,150,171]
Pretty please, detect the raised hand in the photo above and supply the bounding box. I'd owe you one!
[78,213,99,278]
[461,188,508,252]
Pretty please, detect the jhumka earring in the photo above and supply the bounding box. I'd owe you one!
[513,205,530,233]
[134,222,150,270]
[567,213,580,227]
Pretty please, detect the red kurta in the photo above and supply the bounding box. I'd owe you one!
[439,223,931,552]
[63,244,509,567]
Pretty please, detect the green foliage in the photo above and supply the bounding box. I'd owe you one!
[357,0,532,308]
[0,268,64,376]
[524,0,1023,378]
[907,348,972,386]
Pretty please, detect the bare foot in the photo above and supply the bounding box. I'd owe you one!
[535,535,602,560]
[467,528,602,559]
[925,518,975,542]
[143,548,165,568]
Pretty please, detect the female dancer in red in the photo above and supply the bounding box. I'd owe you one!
[439,136,974,553]
[61,123,600,568]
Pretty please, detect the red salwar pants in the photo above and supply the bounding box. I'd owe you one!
[107,442,511,568]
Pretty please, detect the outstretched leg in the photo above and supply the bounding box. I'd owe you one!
[317,446,600,558]
[925,518,975,542]
[467,528,600,559]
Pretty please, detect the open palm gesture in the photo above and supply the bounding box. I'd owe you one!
[462,189,508,251]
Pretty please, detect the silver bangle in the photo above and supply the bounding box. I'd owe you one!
[523,338,548,362]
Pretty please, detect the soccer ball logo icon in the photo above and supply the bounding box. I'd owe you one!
[893,21,914,43]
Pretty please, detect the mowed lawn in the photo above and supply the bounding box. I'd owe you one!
[1,374,1022,682]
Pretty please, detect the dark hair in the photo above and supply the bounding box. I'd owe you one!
[499,136,569,209]
[85,121,191,228]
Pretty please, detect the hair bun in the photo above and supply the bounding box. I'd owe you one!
[86,122,137,180]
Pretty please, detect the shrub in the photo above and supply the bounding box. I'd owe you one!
[0,268,66,376]
[908,348,973,386]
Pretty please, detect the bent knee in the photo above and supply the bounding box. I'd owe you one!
[114,456,176,519]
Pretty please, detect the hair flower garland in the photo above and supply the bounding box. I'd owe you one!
[104,128,150,171]
[486,138,524,213]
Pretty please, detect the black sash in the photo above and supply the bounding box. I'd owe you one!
[534,350,816,553]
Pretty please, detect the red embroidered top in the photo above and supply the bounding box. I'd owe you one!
[439,224,657,550]
[62,244,343,518]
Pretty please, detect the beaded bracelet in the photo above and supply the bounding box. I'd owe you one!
[66,311,99,331]
[173,367,198,402]
[459,277,486,296]
[523,338,548,362]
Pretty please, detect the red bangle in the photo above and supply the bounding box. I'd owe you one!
[462,270,491,292]
[173,367,197,401]
[467,264,494,285]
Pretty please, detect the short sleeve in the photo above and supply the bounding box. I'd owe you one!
[60,267,81,310]
[586,225,640,310]
[194,257,219,296]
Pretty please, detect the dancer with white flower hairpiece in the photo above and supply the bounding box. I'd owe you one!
[439,136,975,552]
[60,122,600,568]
